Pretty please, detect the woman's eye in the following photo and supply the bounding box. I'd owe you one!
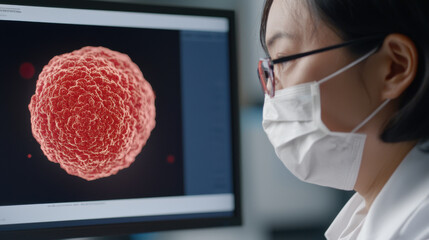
[275,53,293,70]
[277,60,293,72]
[280,61,290,67]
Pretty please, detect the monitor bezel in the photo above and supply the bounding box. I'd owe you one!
[0,0,241,239]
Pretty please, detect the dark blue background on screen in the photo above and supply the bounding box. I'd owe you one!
[180,31,232,195]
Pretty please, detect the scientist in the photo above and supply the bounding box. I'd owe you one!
[258,0,429,239]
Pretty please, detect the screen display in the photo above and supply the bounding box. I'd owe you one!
[0,1,240,238]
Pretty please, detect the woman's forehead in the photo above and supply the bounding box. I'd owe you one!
[266,1,309,35]
[266,1,311,48]
[265,0,336,52]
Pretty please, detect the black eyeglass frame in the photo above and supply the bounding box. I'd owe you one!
[258,35,385,97]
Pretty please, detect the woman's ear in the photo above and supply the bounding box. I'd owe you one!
[377,34,418,100]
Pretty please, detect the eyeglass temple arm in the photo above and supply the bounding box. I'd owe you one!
[272,35,384,64]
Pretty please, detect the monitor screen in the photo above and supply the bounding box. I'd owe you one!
[0,1,240,238]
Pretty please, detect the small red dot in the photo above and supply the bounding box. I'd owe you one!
[19,62,35,80]
[167,155,175,164]
[27,154,32,159]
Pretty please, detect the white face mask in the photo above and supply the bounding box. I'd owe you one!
[262,48,390,190]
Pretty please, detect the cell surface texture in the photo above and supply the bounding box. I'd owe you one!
[29,46,156,181]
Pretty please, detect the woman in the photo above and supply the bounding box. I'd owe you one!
[258,0,429,239]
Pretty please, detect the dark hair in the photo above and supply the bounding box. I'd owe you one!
[260,0,429,143]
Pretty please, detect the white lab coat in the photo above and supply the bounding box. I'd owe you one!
[325,145,429,240]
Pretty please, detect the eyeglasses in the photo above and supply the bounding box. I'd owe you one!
[257,35,384,98]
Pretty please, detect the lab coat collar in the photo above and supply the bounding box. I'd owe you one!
[358,145,429,239]
[325,193,366,239]
[325,145,429,240]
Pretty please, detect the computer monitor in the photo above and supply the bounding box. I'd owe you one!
[0,0,241,238]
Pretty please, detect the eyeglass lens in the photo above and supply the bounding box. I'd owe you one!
[258,59,275,97]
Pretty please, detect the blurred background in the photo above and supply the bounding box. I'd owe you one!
[69,0,353,239]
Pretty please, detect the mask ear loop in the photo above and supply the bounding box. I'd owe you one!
[313,47,387,134]
[317,47,378,85]
[351,99,390,133]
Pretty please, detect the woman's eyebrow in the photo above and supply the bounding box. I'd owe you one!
[267,32,297,49]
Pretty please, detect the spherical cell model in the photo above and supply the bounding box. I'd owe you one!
[29,46,156,181]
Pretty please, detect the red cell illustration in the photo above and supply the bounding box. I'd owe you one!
[28,46,156,181]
